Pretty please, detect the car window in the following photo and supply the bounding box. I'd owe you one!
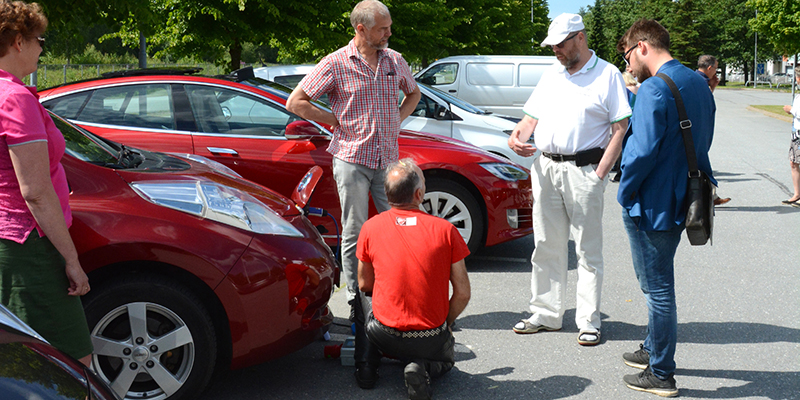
[518,63,548,87]
[77,84,175,130]
[418,63,458,85]
[418,84,487,115]
[399,91,436,118]
[273,74,305,89]
[42,92,90,119]
[184,85,297,137]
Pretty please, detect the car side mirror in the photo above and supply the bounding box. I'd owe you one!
[285,120,323,139]
[433,105,453,121]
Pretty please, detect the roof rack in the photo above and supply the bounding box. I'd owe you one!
[101,67,204,79]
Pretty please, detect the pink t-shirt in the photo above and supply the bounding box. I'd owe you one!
[0,69,71,243]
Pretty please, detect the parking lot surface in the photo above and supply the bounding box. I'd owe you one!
[199,88,799,400]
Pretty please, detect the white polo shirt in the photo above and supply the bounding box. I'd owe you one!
[522,51,631,155]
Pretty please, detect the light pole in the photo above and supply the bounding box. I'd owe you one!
[754,9,757,88]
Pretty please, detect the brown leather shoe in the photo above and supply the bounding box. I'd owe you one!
[713,197,731,205]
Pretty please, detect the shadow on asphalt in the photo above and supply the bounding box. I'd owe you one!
[676,368,799,399]
[601,320,799,344]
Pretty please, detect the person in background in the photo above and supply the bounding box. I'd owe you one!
[507,13,631,346]
[616,19,716,397]
[696,55,731,205]
[696,55,720,92]
[286,0,421,389]
[0,0,93,366]
[782,65,800,207]
[358,158,470,399]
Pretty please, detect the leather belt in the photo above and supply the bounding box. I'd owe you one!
[542,152,577,162]
[542,147,604,167]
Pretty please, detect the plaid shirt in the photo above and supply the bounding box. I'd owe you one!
[300,40,417,169]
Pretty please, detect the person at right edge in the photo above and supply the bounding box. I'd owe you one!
[616,19,716,397]
[782,65,800,207]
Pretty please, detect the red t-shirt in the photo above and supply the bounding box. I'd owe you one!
[357,208,469,331]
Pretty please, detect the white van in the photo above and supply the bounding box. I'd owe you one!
[414,55,558,119]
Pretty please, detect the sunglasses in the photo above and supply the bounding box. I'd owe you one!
[623,42,640,66]
[550,32,579,49]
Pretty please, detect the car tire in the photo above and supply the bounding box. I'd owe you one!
[82,275,217,400]
[421,178,484,253]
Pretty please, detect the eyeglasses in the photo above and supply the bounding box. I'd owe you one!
[36,37,45,48]
[550,32,579,49]
[623,42,639,66]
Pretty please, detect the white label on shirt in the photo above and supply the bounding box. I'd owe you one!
[395,217,417,226]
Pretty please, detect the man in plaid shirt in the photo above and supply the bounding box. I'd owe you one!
[286,0,420,390]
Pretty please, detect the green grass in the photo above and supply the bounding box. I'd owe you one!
[750,105,787,115]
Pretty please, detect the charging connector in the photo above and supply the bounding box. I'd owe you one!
[306,207,327,217]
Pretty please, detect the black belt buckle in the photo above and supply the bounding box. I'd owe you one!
[549,153,566,162]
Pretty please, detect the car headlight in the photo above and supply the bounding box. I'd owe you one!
[480,163,529,181]
[131,181,303,237]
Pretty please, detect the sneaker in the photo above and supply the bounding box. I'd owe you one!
[623,343,650,369]
[623,367,678,397]
[355,365,379,389]
[512,319,560,334]
[404,361,431,400]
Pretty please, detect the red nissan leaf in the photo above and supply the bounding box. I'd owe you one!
[53,111,336,400]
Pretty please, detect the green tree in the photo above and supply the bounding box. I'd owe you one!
[748,0,800,56]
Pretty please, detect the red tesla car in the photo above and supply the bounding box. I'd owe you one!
[52,111,336,400]
[39,68,532,252]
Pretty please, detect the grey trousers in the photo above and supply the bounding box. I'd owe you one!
[331,157,390,301]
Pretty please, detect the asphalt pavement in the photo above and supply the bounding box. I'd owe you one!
[199,88,800,400]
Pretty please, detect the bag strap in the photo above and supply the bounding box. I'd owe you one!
[655,73,700,176]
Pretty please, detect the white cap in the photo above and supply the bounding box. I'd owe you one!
[541,13,585,47]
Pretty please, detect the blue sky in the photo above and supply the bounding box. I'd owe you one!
[547,0,594,19]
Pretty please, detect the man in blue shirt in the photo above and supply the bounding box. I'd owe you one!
[616,19,716,397]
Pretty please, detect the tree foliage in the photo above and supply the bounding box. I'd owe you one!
[40,0,552,71]
[748,0,800,56]
[582,0,777,82]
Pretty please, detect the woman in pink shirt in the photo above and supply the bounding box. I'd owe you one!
[0,1,92,366]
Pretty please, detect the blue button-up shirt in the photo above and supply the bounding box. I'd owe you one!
[617,60,716,231]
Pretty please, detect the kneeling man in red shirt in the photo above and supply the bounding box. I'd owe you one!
[357,158,471,399]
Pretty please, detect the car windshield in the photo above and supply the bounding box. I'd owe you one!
[51,111,190,171]
[51,111,121,165]
[243,77,332,110]
[419,83,489,115]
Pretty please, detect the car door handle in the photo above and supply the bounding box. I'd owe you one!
[206,147,238,155]
[448,90,457,93]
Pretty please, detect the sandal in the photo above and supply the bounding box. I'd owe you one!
[577,329,601,346]
[512,319,560,334]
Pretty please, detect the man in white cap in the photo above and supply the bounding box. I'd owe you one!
[507,13,631,346]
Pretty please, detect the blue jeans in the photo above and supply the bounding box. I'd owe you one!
[622,209,684,379]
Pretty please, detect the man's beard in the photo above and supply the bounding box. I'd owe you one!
[633,63,652,82]
[559,50,581,70]
[369,39,389,50]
